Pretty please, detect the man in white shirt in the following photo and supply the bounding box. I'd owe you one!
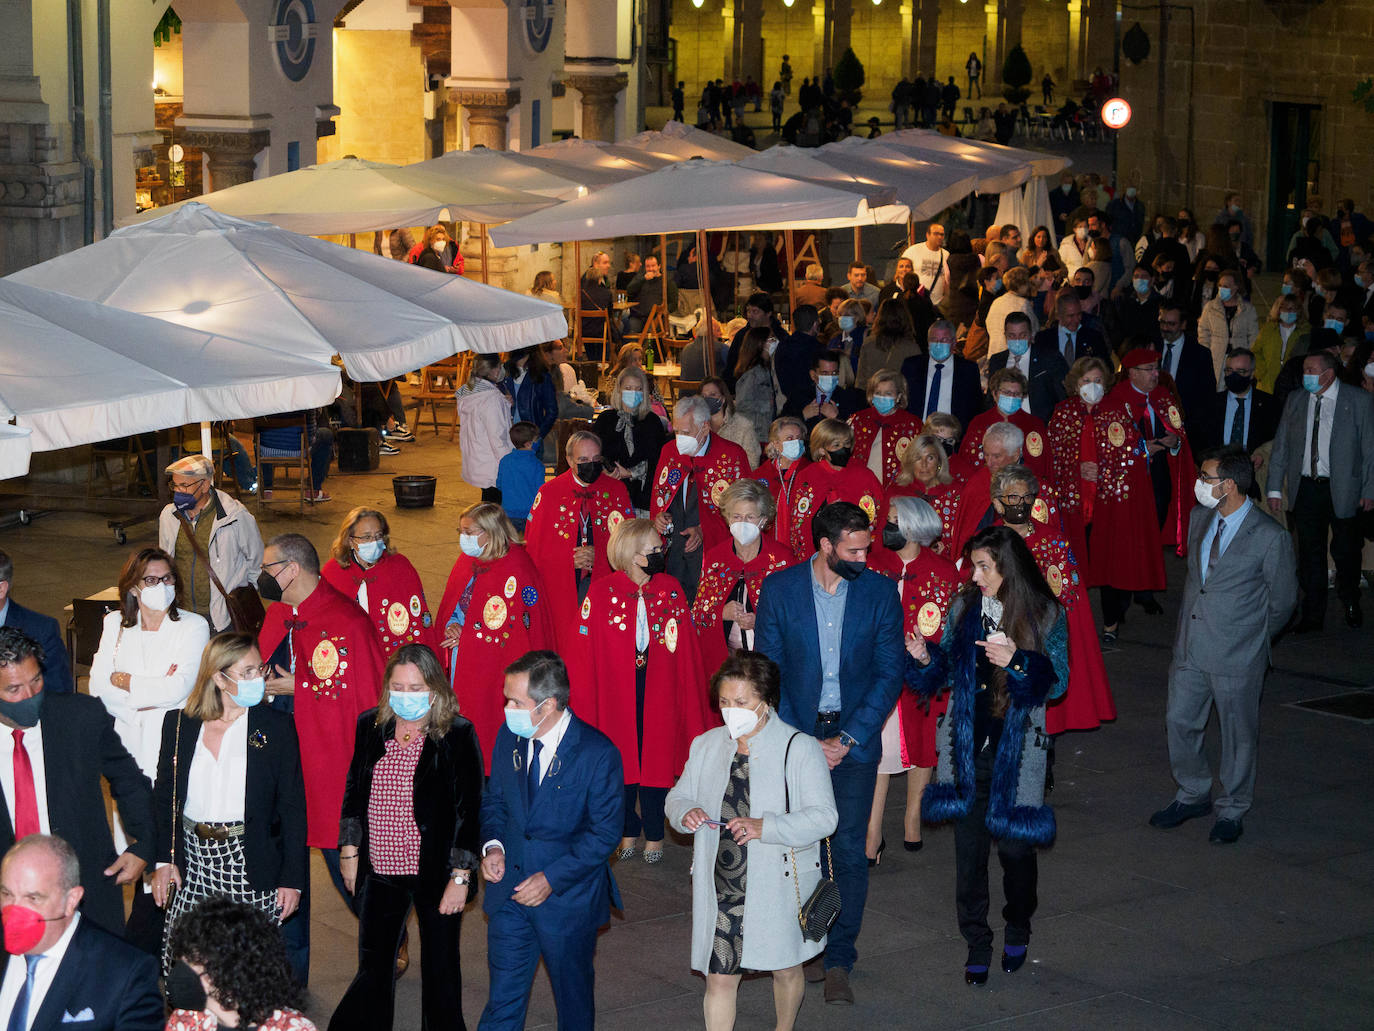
[900,223,951,306]
[0,835,161,1031]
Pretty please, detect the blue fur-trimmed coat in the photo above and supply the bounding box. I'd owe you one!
[905,593,1069,846]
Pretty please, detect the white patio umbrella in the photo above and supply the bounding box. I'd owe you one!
[879,130,1047,194]
[737,145,900,210]
[810,137,981,220]
[621,122,757,162]
[405,146,644,201]
[524,138,668,174]
[0,279,340,476]
[10,204,568,382]
[118,158,555,234]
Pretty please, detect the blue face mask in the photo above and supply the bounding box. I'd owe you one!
[1324,318,1344,332]
[928,341,952,362]
[1302,373,1323,394]
[172,488,199,512]
[1280,311,1298,326]
[1133,278,1150,295]
[1280,282,1294,295]
[355,539,385,564]
[997,394,1022,416]
[505,700,550,739]
[1007,337,1030,356]
[390,690,432,722]
[872,395,897,415]
[838,315,856,332]
[1218,286,1233,302]
[229,676,265,708]
[817,374,838,394]
[780,438,805,461]
[621,389,644,409]
[988,278,1003,295]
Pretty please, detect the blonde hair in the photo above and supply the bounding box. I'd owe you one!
[184,632,259,722]
[1002,266,1032,295]
[330,507,390,567]
[719,477,777,527]
[895,432,952,487]
[809,418,854,462]
[866,369,907,406]
[422,224,449,248]
[459,502,519,557]
[607,517,661,574]
[612,366,652,417]
[375,644,459,741]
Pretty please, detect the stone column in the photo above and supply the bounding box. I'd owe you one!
[721,1,738,81]
[899,1,915,80]
[914,0,939,80]
[830,0,852,67]
[984,1,1002,84]
[449,88,521,151]
[812,0,830,79]
[1066,0,1085,84]
[565,73,628,142]
[180,129,271,191]
[739,0,764,87]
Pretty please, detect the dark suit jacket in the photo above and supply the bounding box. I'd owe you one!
[753,562,904,765]
[781,385,866,434]
[481,713,624,927]
[1154,337,1217,437]
[774,332,821,407]
[0,695,155,937]
[341,710,484,894]
[14,918,162,1031]
[988,341,1069,423]
[1033,323,1110,363]
[1193,387,1278,456]
[154,707,307,893]
[1,602,73,694]
[900,353,983,431]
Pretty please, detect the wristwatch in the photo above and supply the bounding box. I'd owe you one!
[451,869,471,885]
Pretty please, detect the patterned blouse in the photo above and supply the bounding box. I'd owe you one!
[166,1008,317,1030]
[367,735,425,875]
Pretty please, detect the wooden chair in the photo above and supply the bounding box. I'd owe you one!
[253,415,310,514]
[552,417,592,476]
[416,356,468,441]
[575,308,614,365]
[87,434,157,498]
[625,303,671,361]
[66,597,120,689]
[667,378,703,404]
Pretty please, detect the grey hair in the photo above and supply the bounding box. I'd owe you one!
[6,834,81,894]
[926,319,957,344]
[674,394,712,428]
[505,649,570,709]
[983,420,1024,455]
[719,477,777,526]
[165,454,215,482]
[266,533,320,576]
[564,430,601,461]
[990,464,1039,499]
[888,495,942,547]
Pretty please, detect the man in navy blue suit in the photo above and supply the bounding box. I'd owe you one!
[0,551,72,695]
[901,320,982,432]
[754,502,904,1005]
[478,650,624,1031]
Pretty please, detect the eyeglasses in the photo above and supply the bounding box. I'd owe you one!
[1132,364,1161,373]
[349,533,385,543]
[1198,473,1224,482]
[140,573,175,586]
[998,493,1036,506]
[261,559,291,570]
[169,480,202,491]
[222,663,269,679]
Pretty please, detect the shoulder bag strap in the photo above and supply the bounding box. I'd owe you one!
[177,510,231,601]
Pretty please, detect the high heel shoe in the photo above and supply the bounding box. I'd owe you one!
[903,839,923,853]
[867,837,886,867]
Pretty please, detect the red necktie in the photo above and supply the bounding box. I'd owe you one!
[11,729,40,840]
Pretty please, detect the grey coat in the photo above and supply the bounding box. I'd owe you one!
[666,714,837,974]
[1267,381,1374,518]
[1172,502,1297,675]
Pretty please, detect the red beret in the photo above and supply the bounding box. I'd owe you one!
[1120,348,1159,370]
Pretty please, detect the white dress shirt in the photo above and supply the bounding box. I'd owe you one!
[1302,379,1338,479]
[924,359,954,415]
[182,714,250,823]
[1159,335,1184,379]
[0,723,51,836]
[1004,347,1031,378]
[1278,322,1297,364]
[0,913,81,1031]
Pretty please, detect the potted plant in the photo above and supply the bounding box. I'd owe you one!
[833,47,865,107]
[1001,44,1033,106]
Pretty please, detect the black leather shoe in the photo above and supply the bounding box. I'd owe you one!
[1149,798,1212,828]
[1209,817,1243,844]
[964,965,989,986]
[1001,947,1027,973]
[1291,618,1323,634]
[1139,597,1164,615]
[903,840,924,853]
[1346,601,1364,629]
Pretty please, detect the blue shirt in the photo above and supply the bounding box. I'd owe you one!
[495,448,546,520]
[1221,389,1253,448]
[1200,499,1252,583]
[809,557,847,712]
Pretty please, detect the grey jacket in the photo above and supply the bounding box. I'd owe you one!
[734,364,776,445]
[158,489,264,632]
[1172,503,1297,675]
[1268,380,1374,518]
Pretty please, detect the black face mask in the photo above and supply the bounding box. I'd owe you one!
[1000,502,1032,525]
[1203,269,1219,282]
[1073,284,1092,300]
[827,553,866,581]
[827,447,852,468]
[881,523,906,552]
[257,569,285,603]
[0,692,43,730]
[641,552,666,577]
[165,960,208,1012]
[1224,371,1252,395]
[939,437,957,457]
[575,461,602,485]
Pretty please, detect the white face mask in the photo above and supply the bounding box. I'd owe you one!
[140,582,175,612]
[1193,477,1223,509]
[1078,381,1105,405]
[729,521,762,546]
[721,700,765,740]
[459,533,484,558]
[675,432,701,455]
[1075,226,1089,241]
[432,240,446,254]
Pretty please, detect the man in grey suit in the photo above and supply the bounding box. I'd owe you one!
[1150,449,1297,844]
[1265,350,1374,630]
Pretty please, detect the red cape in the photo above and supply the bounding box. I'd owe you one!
[258,580,384,848]
[1106,381,1196,554]
[648,434,753,553]
[321,551,440,656]
[850,407,924,485]
[870,547,961,768]
[786,461,885,558]
[959,408,1056,487]
[1048,396,1166,591]
[434,544,556,772]
[879,478,963,559]
[762,456,811,550]
[524,470,635,662]
[691,537,796,680]
[949,466,1066,559]
[570,571,711,787]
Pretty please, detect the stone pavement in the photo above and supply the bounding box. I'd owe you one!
[2,426,1372,1029]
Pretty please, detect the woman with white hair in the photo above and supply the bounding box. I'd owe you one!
[865,495,962,859]
[593,365,670,516]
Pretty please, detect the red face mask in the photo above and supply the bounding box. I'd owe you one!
[2,905,60,954]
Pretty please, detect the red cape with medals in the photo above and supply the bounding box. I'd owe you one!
[524,470,635,659]
[761,455,811,549]
[879,478,963,557]
[691,536,796,679]
[947,465,1065,558]
[959,407,1055,487]
[869,546,960,768]
[570,571,711,788]
[1048,396,1165,590]
[434,544,556,771]
[648,434,753,554]
[259,580,385,848]
[1106,380,1196,555]
[786,461,885,558]
[850,407,924,485]
[322,551,440,656]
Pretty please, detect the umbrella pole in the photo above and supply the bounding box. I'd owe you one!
[697,227,715,378]
[785,229,797,315]
[660,233,668,315]
[853,226,862,265]
[574,240,583,358]
[199,422,212,457]
[907,218,915,247]
[733,231,740,304]
[480,223,489,284]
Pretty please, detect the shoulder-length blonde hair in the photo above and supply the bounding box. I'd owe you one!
[895,433,952,487]
[375,644,459,741]
[606,517,661,574]
[422,224,449,249]
[184,632,258,722]
[809,418,854,462]
[117,547,184,629]
[612,366,652,418]
[459,502,519,557]
[719,477,777,528]
[330,507,390,567]
[866,369,907,406]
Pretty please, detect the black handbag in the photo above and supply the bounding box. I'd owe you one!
[783,733,841,943]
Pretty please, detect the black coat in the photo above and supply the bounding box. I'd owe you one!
[0,694,155,936]
[1153,337,1217,438]
[153,707,308,893]
[592,408,670,511]
[987,341,1069,424]
[1033,324,1111,364]
[900,353,983,431]
[1193,386,1279,456]
[339,711,485,894]
[782,383,866,434]
[1106,290,1163,351]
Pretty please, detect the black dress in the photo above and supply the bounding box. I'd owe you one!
[709,752,751,974]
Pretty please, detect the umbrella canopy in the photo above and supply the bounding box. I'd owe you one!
[0,278,340,459]
[405,146,642,201]
[621,122,757,162]
[880,130,1069,193]
[737,145,899,208]
[10,204,568,381]
[524,138,668,174]
[0,427,33,481]
[489,158,881,246]
[808,137,980,220]
[119,158,554,234]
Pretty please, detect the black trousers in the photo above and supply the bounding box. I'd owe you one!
[1293,477,1363,623]
[953,746,1038,967]
[328,870,465,1031]
[623,662,669,840]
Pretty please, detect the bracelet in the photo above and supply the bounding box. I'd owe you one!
[339,851,359,860]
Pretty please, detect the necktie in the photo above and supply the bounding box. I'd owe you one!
[11,730,39,842]
[1064,331,1076,363]
[1206,516,1226,583]
[1164,340,1175,374]
[527,738,543,801]
[926,362,944,417]
[1230,396,1246,448]
[1308,395,1322,477]
[6,955,40,1031]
